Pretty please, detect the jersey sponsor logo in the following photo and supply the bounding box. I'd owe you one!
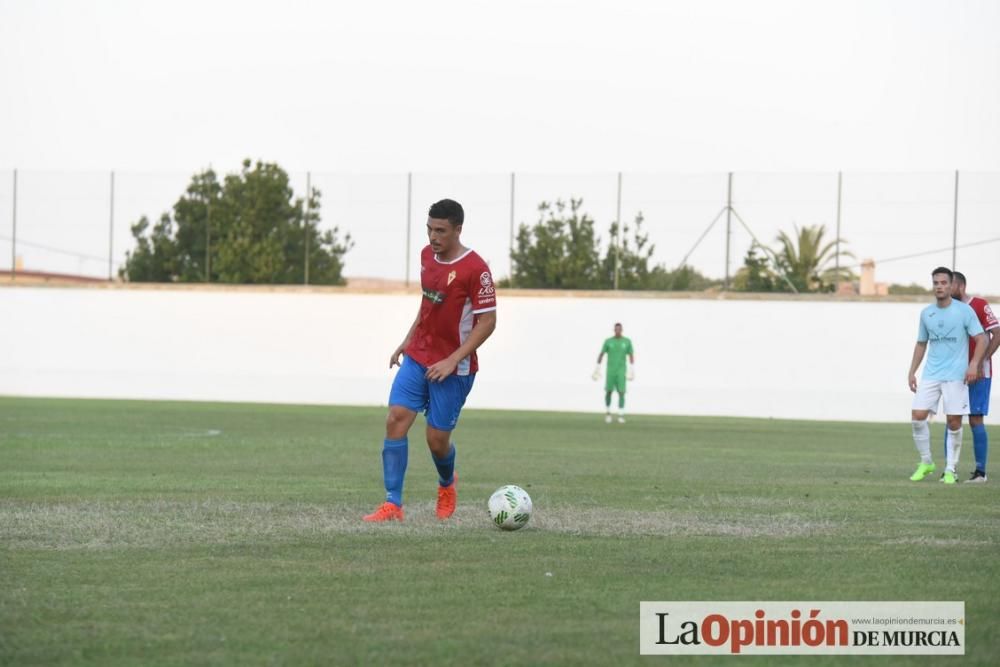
[930,324,958,343]
[422,287,446,304]
[478,271,496,297]
[447,270,457,286]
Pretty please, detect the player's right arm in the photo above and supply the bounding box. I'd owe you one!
[596,338,609,364]
[908,341,926,392]
[908,312,930,392]
[593,340,607,380]
[390,307,422,368]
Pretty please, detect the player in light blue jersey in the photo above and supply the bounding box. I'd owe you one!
[907,267,986,484]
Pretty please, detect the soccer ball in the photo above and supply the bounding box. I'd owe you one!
[488,485,532,530]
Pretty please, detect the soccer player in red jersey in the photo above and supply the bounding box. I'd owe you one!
[364,199,497,521]
[950,272,1000,482]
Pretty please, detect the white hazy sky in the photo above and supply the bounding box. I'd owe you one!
[2,0,999,172]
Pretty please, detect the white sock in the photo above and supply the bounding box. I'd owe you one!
[946,428,963,473]
[912,420,931,464]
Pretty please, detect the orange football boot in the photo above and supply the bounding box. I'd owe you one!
[436,476,457,519]
[363,502,404,522]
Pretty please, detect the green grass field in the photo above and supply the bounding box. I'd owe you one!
[2,396,998,666]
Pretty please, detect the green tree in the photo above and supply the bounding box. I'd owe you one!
[507,198,722,291]
[170,169,221,282]
[645,264,720,291]
[889,282,931,295]
[509,199,603,289]
[602,213,655,289]
[121,160,352,284]
[122,214,177,282]
[772,224,854,292]
[602,215,722,290]
[732,244,779,292]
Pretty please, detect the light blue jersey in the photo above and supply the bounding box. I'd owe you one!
[917,300,984,381]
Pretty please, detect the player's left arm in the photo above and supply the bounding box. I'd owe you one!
[982,299,1000,361]
[978,327,1000,381]
[425,311,497,381]
[974,301,1000,377]
[627,340,635,380]
[426,263,498,381]
[986,327,1000,360]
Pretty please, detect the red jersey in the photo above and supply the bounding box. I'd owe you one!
[966,296,999,378]
[404,245,496,376]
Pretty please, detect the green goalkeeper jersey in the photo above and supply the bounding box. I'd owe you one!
[601,336,633,376]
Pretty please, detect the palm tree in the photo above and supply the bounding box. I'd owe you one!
[772,224,855,292]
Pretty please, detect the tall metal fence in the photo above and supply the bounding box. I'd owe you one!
[1,170,998,294]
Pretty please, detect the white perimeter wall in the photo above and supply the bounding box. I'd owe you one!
[2,287,991,423]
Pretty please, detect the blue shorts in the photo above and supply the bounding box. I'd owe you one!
[969,377,991,416]
[388,356,476,431]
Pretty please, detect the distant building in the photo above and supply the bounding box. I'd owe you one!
[1,257,108,284]
[835,259,887,296]
[856,258,888,296]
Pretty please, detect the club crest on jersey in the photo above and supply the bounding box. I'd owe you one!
[447,270,457,286]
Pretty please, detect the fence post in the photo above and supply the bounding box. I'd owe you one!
[951,170,959,269]
[405,172,412,286]
[205,189,211,283]
[108,171,115,281]
[304,171,311,285]
[509,172,515,286]
[835,171,842,293]
[724,172,733,290]
[10,169,16,281]
[614,171,622,290]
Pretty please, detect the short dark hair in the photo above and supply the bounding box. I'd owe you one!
[614,322,622,327]
[428,199,464,227]
[931,266,953,280]
[953,271,967,287]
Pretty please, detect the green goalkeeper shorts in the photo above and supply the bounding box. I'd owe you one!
[605,373,626,394]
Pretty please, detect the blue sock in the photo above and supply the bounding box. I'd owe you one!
[382,437,408,506]
[972,424,988,473]
[433,443,456,487]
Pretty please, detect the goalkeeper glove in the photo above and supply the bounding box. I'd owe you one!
[592,365,601,381]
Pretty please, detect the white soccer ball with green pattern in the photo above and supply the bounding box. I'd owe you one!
[488,485,532,530]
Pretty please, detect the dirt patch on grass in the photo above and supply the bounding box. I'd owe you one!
[0,499,837,550]
[881,536,994,547]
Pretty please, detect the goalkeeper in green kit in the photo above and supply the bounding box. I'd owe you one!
[592,322,635,423]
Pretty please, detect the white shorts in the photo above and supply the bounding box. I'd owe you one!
[912,380,970,415]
